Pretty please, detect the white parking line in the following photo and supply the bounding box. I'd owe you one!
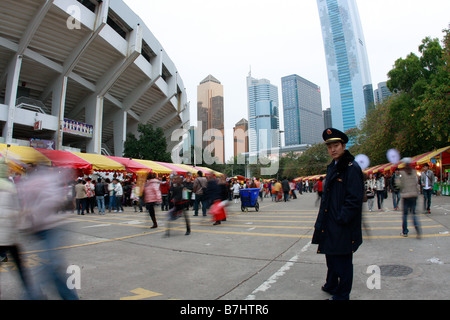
[245,241,312,300]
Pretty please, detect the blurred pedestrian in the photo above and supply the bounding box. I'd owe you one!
[399,158,421,238]
[281,177,290,202]
[108,179,116,212]
[160,176,169,211]
[165,175,190,236]
[18,166,79,300]
[0,159,37,299]
[390,168,401,211]
[210,176,228,225]
[113,178,124,212]
[193,171,208,216]
[420,163,434,214]
[85,177,95,213]
[74,178,86,215]
[142,173,161,228]
[375,172,385,211]
[231,180,240,204]
[312,128,364,300]
[95,178,106,215]
[315,177,324,207]
[365,173,376,212]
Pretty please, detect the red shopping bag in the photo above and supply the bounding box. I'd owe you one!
[210,200,226,221]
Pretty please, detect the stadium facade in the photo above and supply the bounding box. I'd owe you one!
[0,0,189,156]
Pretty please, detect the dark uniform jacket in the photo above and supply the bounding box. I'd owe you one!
[312,150,364,255]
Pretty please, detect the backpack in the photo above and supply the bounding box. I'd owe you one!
[95,182,105,196]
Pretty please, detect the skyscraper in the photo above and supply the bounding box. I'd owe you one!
[281,74,323,145]
[374,81,393,105]
[197,75,225,164]
[317,0,374,132]
[246,74,280,153]
[233,118,248,158]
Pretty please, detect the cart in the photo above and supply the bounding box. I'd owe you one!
[239,188,260,212]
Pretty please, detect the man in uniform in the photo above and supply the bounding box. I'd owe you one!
[312,128,364,300]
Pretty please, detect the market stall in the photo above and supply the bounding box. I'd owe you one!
[132,159,173,175]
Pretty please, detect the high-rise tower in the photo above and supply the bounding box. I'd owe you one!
[281,74,323,146]
[197,75,224,164]
[317,0,374,132]
[246,74,280,153]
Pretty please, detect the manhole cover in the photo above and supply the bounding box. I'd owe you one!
[380,265,413,277]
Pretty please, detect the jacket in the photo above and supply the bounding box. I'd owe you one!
[0,178,20,245]
[193,177,207,195]
[75,182,86,199]
[160,181,170,195]
[312,150,364,255]
[143,179,162,203]
[420,170,435,189]
[399,169,419,198]
[17,169,69,233]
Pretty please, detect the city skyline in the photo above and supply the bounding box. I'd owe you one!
[123,0,450,161]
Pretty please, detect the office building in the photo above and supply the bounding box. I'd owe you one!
[197,74,224,163]
[233,118,248,158]
[317,0,374,132]
[374,81,393,105]
[246,74,280,153]
[281,74,323,145]
[323,107,332,129]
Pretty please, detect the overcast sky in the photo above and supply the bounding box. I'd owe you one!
[123,0,449,160]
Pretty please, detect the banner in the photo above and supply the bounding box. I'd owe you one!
[63,118,93,137]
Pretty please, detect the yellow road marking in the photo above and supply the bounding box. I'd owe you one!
[120,288,163,300]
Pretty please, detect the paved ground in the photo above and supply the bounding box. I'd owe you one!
[1,192,449,301]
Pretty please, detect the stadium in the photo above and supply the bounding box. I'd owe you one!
[0,0,189,156]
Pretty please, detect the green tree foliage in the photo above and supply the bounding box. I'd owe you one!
[350,28,449,165]
[123,123,171,162]
[275,144,329,179]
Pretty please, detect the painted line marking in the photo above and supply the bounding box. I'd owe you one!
[245,241,312,300]
[120,288,163,300]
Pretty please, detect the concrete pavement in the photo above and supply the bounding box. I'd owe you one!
[1,192,449,300]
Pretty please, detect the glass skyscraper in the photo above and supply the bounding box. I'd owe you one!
[317,0,374,132]
[282,74,323,146]
[246,74,280,153]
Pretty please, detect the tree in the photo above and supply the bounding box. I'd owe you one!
[351,28,449,166]
[123,123,172,162]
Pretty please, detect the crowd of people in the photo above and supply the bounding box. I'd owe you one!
[0,146,444,300]
[364,162,438,215]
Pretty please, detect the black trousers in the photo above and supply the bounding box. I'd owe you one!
[324,254,353,300]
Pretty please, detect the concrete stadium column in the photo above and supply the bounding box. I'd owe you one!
[86,96,104,154]
[113,111,127,157]
[51,75,68,150]
[2,54,23,144]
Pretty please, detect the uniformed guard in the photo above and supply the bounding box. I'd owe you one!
[312,128,364,300]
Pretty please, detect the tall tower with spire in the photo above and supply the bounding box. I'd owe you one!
[197,75,225,164]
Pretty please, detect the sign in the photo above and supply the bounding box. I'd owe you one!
[63,118,93,138]
[34,120,42,131]
[30,139,55,150]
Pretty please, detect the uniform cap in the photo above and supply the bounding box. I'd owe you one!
[322,128,349,144]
